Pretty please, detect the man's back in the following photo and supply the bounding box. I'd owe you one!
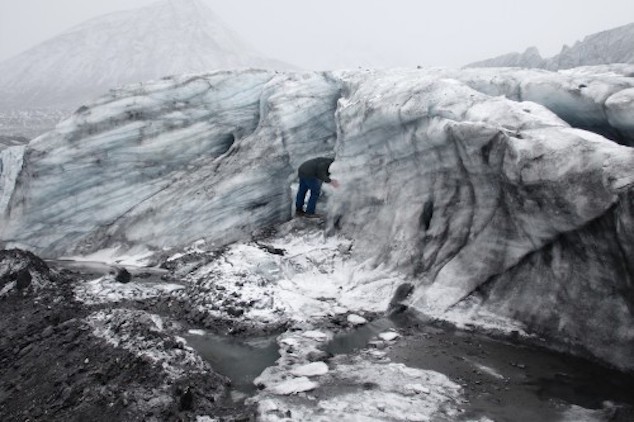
[298,157,334,182]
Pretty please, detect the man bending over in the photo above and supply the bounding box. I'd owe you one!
[295,157,339,217]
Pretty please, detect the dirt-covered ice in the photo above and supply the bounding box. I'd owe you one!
[2,221,633,421]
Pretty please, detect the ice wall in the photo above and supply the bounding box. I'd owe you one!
[1,69,340,253]
[1,67,633,369]
[454,66,634,146]
[328,70,634,369]
[0,145,26,217]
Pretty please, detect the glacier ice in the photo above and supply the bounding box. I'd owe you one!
[451,66,634,145]
[0,145,26,215]
[605,87,634,142]
[1,66,633,370]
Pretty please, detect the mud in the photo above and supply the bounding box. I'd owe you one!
[0,253,256,421]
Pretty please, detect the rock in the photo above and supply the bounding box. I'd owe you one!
[290,362,329,377]
[18,344,33,358]
[257,243,286,256]
[368,350,387,359]
[226,307,244,317]
[306,350,330,362]
[406,413,430,421]
[331,306,348,315]
[406,384,431,395]
[114,267,131,284]
[368,340,386,350]
[179,387,193,411]
[15,269,32,290]
[41,326,54,338]
[259,399,279,413]
[390,283,414,309]
[347,314,368,326]
[0,249,51,292]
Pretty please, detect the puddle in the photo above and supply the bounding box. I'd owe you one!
[47,259,169,283]
[326,314,405,356]
[184,331,280,395]
[325,312,634,421]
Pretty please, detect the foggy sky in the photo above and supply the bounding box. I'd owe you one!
[0,0,633,69]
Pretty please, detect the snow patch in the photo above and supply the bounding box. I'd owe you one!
[405,384,431,395]
[167,226,403,332]
[301,331,329,342]
[347,314,368,325]
[268,377,318,395]
[0,281,15,297]
[74,275,184,305]
[85,309,207,380]
[290,362,329,377]
[468,360,506,380]
[255,355,462,422]
[378,331,400,342]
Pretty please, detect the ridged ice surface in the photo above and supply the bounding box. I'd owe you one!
[0,145,25,215]
[1,66,633,369]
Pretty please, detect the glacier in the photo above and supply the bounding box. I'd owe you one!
[1,66,633,371]
[0,145,26,216]
[452,66,634,145]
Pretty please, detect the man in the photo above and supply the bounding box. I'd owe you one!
[295,157,339,217]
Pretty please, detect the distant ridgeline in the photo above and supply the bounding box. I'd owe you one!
[466,22,634,70]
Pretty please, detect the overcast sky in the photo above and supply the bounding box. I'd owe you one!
[0,0,632,69]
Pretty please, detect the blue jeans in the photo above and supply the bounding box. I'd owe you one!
[296,177,322,214]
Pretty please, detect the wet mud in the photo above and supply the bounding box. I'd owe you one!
[0,254,255,421]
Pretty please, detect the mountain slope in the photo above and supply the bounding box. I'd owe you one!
[467,22,634,69]
[0,0,292,110]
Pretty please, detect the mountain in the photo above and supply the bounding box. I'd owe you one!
[0,0,293,111]
[466,46,547,69]
[467,22,634,69]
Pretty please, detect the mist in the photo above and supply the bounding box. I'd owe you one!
[1,0,633,69]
